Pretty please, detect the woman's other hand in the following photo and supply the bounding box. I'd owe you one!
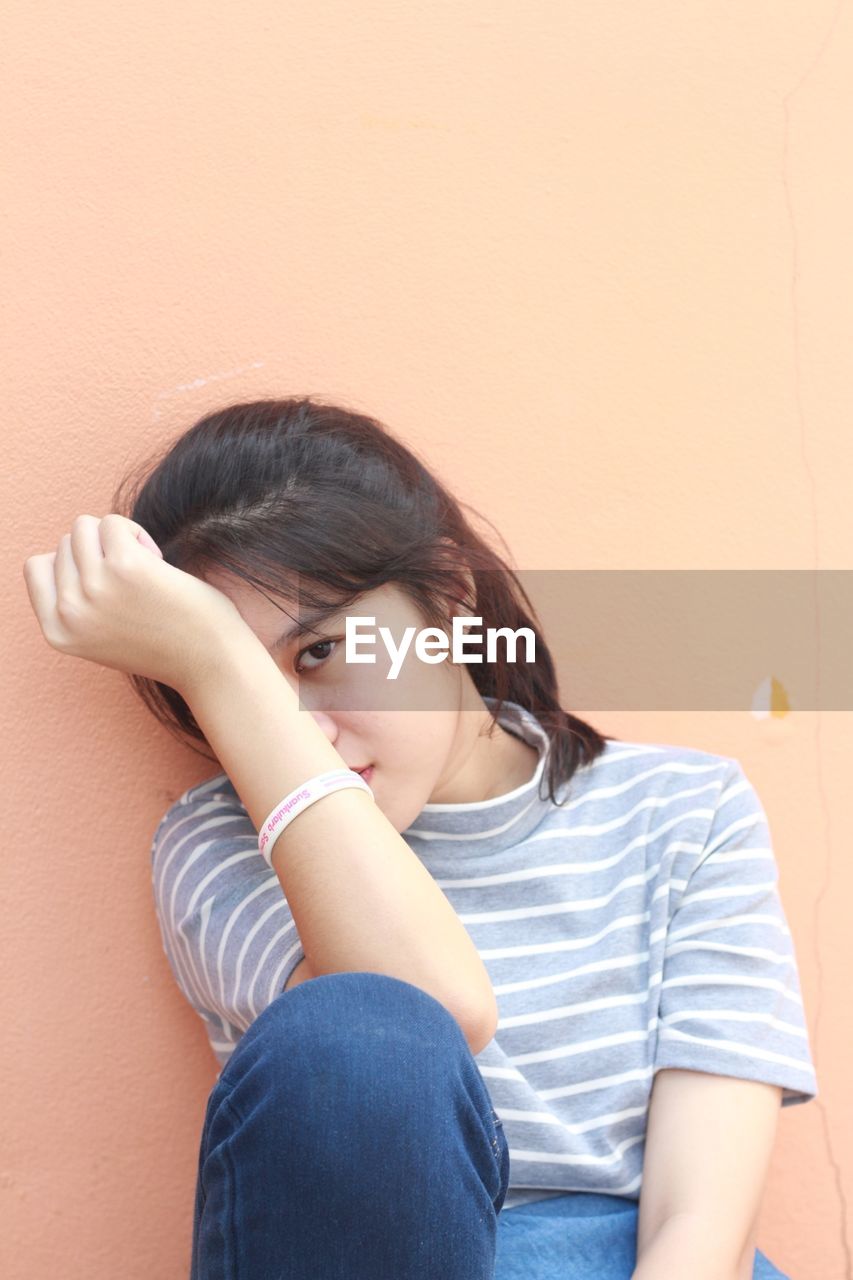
[22,513,250,693]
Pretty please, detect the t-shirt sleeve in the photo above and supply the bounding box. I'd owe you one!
[149,777,306,1074]
[654,758,818,1106]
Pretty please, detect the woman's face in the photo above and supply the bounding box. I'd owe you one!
[202,573,512,833]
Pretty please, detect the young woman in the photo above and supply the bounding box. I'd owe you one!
[23,397,817,1280]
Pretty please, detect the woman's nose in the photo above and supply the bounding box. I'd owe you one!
[309,710,339,743]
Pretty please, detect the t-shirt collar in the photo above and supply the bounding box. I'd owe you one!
[401,696,556,858]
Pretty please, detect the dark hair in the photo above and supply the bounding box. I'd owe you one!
[113,396,616,804]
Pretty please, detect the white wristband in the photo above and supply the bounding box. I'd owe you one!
[258,768,374,867]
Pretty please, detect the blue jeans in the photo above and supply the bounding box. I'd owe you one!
[189,971,790,1279]
[492,1194,790,1279]
[190,971,509,1278]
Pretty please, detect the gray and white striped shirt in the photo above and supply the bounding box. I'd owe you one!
[150,697,818,1209]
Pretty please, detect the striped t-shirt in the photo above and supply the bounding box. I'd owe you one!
[149,696,818,1211]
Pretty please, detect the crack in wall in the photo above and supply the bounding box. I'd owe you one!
[780,1,850,1275]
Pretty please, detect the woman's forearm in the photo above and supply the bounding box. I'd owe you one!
[182,633,499,1053]
[631,1212,751,1280]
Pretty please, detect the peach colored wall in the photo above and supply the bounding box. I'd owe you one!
[5,3,851,1277]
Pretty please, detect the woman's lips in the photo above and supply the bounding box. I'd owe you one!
[356,765,375,784]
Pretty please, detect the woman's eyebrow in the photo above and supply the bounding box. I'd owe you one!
[268,607,343,654]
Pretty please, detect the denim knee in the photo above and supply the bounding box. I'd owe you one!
[211,970,502,1182]
[220,970,471,1082]
[193,972,507,1279]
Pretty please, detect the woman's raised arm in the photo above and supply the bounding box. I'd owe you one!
[22,512,498,1056]
[182,629,499,1054]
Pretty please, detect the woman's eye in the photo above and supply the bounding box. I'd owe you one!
[294,638,338,673]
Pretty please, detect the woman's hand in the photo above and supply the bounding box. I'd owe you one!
[22,513,251,694]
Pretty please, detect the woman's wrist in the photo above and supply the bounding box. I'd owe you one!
[179,626,348,797]
[179,624,292,708]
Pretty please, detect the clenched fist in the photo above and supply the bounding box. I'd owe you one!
[22,513,250,694]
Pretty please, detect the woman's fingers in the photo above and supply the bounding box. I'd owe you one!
[69,514,108,589]
[22,551,57,623]
[22,511,241,685]
[53,532,78,597]
[97,512,150,563]
[136,528,163,557]
[24,515,160,629]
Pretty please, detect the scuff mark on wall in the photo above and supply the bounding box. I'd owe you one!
[151,360,266,421]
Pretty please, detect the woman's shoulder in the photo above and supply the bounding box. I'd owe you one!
[597,736,737,765]
[577,736,739,788]
[150,772,248,856]
[554,737,743,839]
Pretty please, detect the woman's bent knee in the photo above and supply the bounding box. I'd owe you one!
[193,970,508,1274]
[209,971,501,1187]
[219,970,472,1091]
